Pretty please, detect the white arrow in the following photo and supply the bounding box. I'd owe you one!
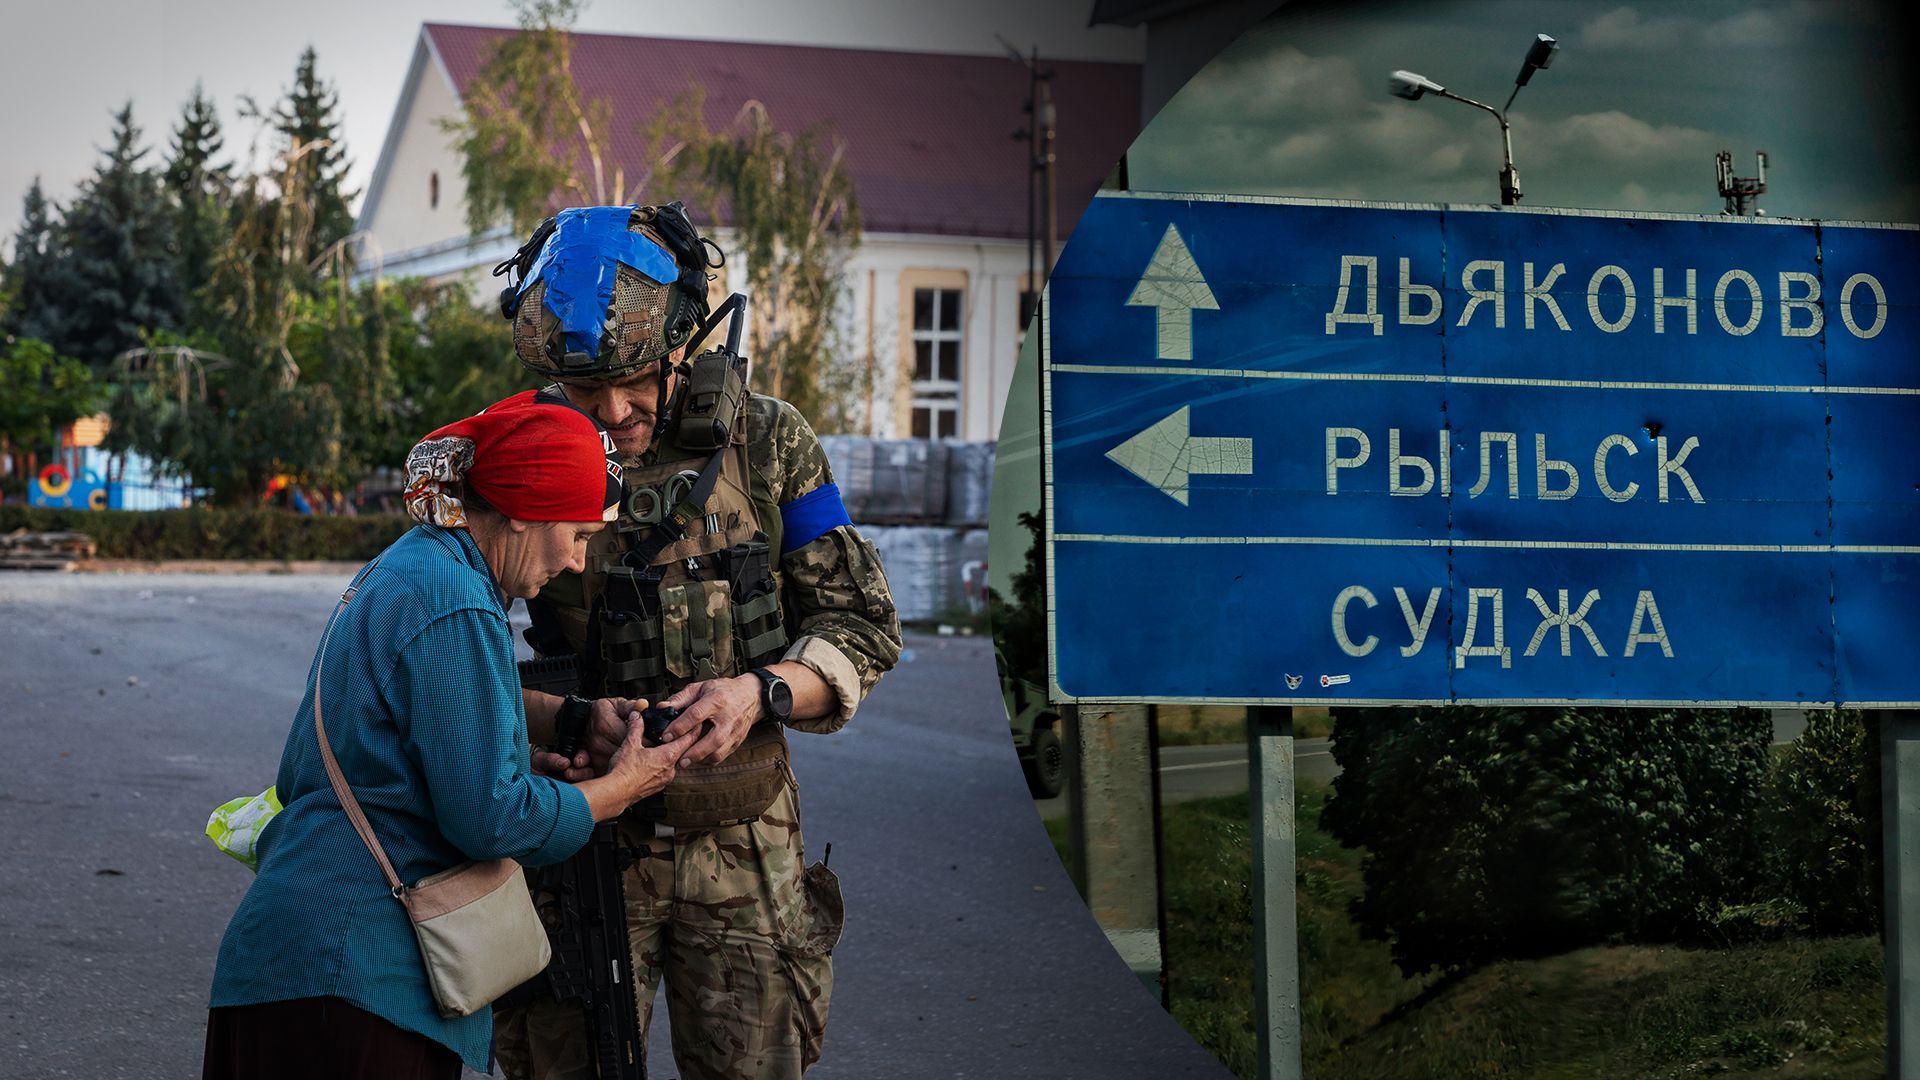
[1105,406,1253,506]
[1126,223,1219,360]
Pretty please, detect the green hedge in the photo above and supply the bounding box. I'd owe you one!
[1323,705,1774,977]
[0,505,410,561]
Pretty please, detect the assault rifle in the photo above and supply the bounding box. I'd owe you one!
[514,653,641,1068]
[512,657,675,1080]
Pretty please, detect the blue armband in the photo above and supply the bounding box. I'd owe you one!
[780,483,853,553]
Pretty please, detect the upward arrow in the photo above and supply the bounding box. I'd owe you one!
[1105,406,1253,506]
[1126,224,1219,361]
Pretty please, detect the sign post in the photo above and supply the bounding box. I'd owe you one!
[1248,706,1301,1080]
[1042,192,1920,1077]
[1888,711,1920,1079]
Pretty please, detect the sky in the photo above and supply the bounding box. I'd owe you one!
[1130,0,1920,221]
[989,0,1920,590]
[0,0,1142,258]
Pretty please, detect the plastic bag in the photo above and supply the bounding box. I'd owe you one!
[205,786,283,871]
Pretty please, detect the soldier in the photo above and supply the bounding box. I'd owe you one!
[489,203,901,1080]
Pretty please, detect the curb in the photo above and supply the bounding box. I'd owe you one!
[71,559,365,575]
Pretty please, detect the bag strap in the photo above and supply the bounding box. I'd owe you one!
[310,560,407,896]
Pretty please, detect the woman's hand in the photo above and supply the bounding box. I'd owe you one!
[533,696,647,782]
[607,713,696,799]
[575,715,697,822]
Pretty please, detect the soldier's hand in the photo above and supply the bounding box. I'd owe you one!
[658,675,762,768]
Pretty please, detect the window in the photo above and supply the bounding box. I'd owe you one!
[910,286,963,439]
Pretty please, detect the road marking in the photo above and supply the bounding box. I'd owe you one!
[1161,751,1328,773]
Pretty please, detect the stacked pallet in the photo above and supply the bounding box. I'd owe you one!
[0,529,96,571]
[813,438,997,622]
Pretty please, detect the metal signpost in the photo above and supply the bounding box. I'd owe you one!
[1041,191,1920,1078]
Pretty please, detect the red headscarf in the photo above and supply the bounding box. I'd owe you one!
[404,390,622,526]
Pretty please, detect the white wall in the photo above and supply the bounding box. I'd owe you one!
[360,38,470,262]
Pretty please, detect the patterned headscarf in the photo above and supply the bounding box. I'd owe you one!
[403,390,622,527]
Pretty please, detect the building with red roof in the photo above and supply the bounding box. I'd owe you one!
[357,22,1142,440]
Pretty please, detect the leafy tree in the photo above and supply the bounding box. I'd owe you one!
[647,92,860,421]
[165,83,233,315]
[1322,705,1773,977]
[1759,710,1882,935]
[32,104,184,369]
[108,127,343,504]
[0,338,98,454]
[987,509,1048,689]
[2,178,65,347]
[443,0,637,237]
[272,47,356,258]
[383,277,532,446]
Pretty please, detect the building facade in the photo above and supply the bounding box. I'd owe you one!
[355,23,1141,441]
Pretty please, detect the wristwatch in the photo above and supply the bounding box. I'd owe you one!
[747,667,793,724]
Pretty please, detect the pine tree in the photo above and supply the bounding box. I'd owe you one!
[273,47,356,258]
[3,178,64,347]
[166,83,231,315]
[40,103,185,369]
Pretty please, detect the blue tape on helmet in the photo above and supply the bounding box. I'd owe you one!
[516,206,682,359]
[779,483,853,553]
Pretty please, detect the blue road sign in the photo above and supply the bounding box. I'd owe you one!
[1043,192,1920,706]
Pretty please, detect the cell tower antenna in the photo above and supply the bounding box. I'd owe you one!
[1717,149,1768,215]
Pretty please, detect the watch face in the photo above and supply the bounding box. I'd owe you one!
[763,673,793,717]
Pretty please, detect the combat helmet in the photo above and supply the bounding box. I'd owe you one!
[495,203,724,384]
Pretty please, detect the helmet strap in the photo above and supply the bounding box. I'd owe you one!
[648,358,692,453]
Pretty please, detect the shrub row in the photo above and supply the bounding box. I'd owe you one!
[0,505,410,561]
[1323,706,1881,977]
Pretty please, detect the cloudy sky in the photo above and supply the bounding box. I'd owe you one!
[0,0,1139,257]
[1130,0,1919,220]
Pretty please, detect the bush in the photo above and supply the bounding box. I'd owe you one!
[1322,706,1773,977]
[1758,710,1881,935]
[0,505,409,561]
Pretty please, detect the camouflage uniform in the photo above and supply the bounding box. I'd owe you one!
[495,393,901,1080]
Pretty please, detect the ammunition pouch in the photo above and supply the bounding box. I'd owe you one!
[636,721,792,831]
[716,535,788,669]
[590,565,667,700]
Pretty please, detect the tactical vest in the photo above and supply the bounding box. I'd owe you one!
[535,396,790,701]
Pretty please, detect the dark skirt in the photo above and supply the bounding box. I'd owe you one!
[202,996,461,1080]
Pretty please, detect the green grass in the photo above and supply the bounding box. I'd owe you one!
[1048,785,1887,1079]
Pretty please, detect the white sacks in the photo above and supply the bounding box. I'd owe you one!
[818,437,996,621]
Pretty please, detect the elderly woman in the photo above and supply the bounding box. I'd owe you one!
[203,390,693,1080]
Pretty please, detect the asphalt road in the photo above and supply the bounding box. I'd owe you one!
[0,571,1230,1080]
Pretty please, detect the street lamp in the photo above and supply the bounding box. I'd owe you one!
[1390,33,1558,206]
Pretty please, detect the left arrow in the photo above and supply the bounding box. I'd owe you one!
[1105,406,1253,506]
[1126,223,1219,361]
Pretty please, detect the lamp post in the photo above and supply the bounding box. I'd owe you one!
[1390,33,1558,206]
